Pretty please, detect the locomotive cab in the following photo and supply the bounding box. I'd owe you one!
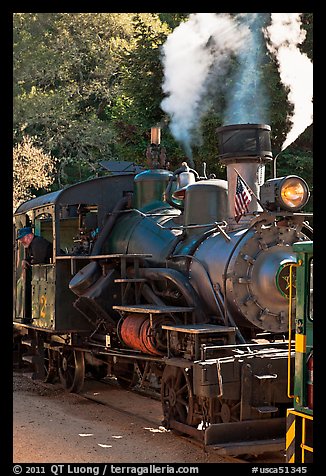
[14,210,55,326]
[13,174,135,331]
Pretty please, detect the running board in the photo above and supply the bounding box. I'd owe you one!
[207,438,284,456]
[169,417,285,457]
[205,418,285,456]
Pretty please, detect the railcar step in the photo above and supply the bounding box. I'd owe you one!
[162,323,236,334]
[114,278,147,283]
[21,338,35,347]
[113,304,194,314]
[254,406,279,413]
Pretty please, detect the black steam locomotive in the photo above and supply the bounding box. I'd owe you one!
[13,124,312,456]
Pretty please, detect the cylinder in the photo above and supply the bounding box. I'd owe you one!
[120,314,149,353]
[119,313,176,355]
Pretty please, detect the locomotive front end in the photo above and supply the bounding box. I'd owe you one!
[155,123,312,454]
[187,124,311,335]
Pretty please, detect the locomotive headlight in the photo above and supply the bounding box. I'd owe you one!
[260,175,310,212]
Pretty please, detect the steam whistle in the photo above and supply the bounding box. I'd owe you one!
[146,126,167,169]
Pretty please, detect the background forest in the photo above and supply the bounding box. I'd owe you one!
[13,13,313,211]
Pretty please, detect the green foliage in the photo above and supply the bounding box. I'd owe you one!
[301,13,313,61]
[13,13,135,188]
[191,112,226,178]
[104,14,192,167]
[13,12,313,213]
[158,13,189,29]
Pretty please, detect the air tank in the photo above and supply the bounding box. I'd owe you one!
[183,179,228,234]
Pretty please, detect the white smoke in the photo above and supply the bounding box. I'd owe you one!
[160,13,250,159]
[161,13,313,156]
[224,13,269,125]
[263,13,313,150]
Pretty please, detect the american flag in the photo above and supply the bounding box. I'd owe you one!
[234,173,252,222]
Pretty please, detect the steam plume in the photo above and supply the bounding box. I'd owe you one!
[160,13,250,162]
[263,13,313,150]
[224,13,269,125]
[161,13,313,156]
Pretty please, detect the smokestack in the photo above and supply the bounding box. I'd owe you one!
[146,126,167,169]
[217,123,273,225]
[151,126,161,145]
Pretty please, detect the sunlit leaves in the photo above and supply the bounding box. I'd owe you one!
[13,136,57,211]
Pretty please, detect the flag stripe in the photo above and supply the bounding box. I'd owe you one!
[234,174,252,222]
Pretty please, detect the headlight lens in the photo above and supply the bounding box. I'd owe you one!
[280,177,309,209]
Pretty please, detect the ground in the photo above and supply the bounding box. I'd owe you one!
[13,371,237,465]
[12,370,287,468]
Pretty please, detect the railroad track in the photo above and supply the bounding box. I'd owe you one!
[15,368,285,464]
[80,376,285,464]
[79,376,248,463]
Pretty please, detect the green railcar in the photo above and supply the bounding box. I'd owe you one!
[286,241,313,463]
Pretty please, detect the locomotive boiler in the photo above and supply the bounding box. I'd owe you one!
[13,123,312,456]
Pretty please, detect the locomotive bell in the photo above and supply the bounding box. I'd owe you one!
[172,162,196,200]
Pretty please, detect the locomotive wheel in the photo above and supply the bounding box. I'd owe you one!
[161,365,195,429]
[43,348,57,383]
[58,349,85,393]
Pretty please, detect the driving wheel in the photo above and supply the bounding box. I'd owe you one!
[43,347,57,383]
[58,348,85,393]
[161,365,195,428]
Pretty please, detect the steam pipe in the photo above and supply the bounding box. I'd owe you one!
[171,254,246,343]
[141,283,167,306]
[128,267,208,324]
[91,194,131,255]
[273,151,281,178]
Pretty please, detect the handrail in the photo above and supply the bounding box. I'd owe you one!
[301,416,313,462]
[287,261,302,399]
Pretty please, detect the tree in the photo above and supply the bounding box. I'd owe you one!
[13,13,312,199]
[13,13,135,186]
[13,136,57,211]
[108,14,189,167]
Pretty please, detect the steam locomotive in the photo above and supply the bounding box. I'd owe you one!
[13,124,312,456]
